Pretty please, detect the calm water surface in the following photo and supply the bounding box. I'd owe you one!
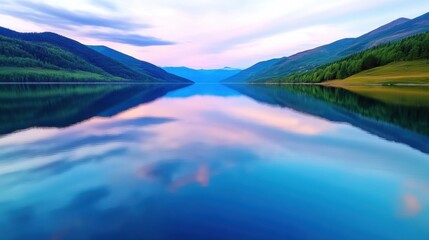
[0,83,428,240]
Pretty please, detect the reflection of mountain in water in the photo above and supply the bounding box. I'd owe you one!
[0,83,189,135]
[227,84,429,154]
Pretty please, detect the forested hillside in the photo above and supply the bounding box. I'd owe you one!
[0,35,120,82]
[224,12,429,83]
[0,27,153,81]
[272,32,429,83]
[0,27,192,83]
[0,36,104,73]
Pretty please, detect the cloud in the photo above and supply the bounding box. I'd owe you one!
[1,0,146,30]
[1,0,428,67]
[89,0,118,11]
[203,0,394,54]
[86,31,175,47]
[0,1,175,47]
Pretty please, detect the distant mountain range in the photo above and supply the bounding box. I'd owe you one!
[163,66,241,83]
[225,12,429,83]
[0,27,191,83]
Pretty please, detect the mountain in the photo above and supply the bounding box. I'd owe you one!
[0,27,191,83]
[0,35,121,82]
[272,32,429,83]
[0,27,152,81]
[225,12,429,82]
[0,35,104,74]
[162,66,241,83]
[89,46,191,83]
[222,58,281,83]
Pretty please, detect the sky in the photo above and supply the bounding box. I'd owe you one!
[1,0,428,69]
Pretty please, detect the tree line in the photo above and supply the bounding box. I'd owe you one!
[276,32,429,83]
[0,35,105,74]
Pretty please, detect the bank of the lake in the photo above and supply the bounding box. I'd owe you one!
[324,61,429,86]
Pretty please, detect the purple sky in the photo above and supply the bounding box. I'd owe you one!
[1,0,428,69]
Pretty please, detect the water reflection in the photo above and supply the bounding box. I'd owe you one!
[0,84,428,240]
[228,84,429,154]
[0,83,188,135]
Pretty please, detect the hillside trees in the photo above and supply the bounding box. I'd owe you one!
[275,32,429,83]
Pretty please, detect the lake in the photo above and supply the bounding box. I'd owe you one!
[0,83,428,240]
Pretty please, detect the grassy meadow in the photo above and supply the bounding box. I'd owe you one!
[325,60,429,86]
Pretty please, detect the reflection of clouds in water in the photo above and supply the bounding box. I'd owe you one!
[136,160,187,184]
[2,94,429,194]
[196,165,210,187]
[135,145,261,191]
[0,131,140,161]
[137,160,206,191]
[122,96,347,163]
[0,140,129,176]
[21,149,127,181]
[0,128,60,146]
[403,194,421,217]
[399,179,429,218]
[0,117,174,175]
[0,90,429,239]
[222,103,332,135]
[120,95,334,135]
[124,95,429,183]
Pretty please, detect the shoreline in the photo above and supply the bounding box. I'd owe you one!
[321,82,429,87]
[221,82,429,87]
[0,82,428,87]
[0,82,194,85]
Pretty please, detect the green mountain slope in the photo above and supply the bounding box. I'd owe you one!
[0,27,192,83]
[0,27,154,81]
[0,35,121,81]
[89,46,192,83]
[276,32,429,83]
[0,35,103,73]
[223,58,281,83]
[225,12,429,83]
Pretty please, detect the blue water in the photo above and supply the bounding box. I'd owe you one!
[0,84,428,240]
